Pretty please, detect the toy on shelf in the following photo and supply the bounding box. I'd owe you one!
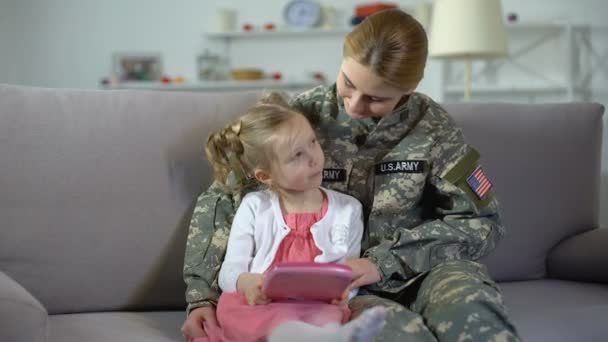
[507,13,519,22]
[197,49,229,81]
[312,72,325,82]
[231,68,264,81]
[350,2,398,26]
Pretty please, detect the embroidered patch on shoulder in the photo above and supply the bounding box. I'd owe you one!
[466,166,493,200]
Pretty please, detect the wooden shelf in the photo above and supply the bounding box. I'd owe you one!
[205,23,582,39]
[205,28,351,39]
[102,79,323,92]
[504,21,586,30]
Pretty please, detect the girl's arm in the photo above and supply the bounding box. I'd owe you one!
[345,200,364,299]
[218,194,258,293]
[345,200,364,262]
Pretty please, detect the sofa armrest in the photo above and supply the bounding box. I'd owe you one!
[0,270,48,342]
[548,228,608,283]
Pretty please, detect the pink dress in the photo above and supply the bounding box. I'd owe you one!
[196,193,350,342]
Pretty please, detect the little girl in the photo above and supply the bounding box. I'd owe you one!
[193,92,386,342]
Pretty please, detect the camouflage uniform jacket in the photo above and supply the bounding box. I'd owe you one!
[183,84,504,312]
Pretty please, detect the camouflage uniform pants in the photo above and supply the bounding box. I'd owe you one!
[349,260,521,341]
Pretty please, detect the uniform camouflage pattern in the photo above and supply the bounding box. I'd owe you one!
[183,84,520,340]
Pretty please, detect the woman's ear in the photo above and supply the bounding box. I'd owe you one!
[254,168,272,186]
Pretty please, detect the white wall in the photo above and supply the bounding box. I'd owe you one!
[1,0,607,225]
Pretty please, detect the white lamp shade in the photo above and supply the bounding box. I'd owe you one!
[429,0,508,59]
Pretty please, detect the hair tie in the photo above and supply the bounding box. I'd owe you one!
[230,120,242,136]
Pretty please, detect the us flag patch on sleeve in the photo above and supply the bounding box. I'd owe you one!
[466,166,493,200]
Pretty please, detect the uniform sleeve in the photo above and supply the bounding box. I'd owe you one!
[218,195,258,293]
[183,181,238,314]
[363,121,504,294]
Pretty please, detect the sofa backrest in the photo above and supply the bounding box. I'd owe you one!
[0,84,256,314]
[445,102,604,282]
[0,84,604,314]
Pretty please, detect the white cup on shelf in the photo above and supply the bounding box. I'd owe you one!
[216,8,237,32]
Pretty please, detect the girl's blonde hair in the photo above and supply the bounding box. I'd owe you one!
[343,9,428,91]
[205,91,301,190]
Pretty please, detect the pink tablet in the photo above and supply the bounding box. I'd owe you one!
[262,262,353,303]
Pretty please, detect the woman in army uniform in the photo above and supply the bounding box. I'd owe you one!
[181,9,520,342]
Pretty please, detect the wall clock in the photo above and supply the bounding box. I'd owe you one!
[283,0,322,28]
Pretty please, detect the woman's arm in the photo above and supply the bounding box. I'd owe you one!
[363,123,504,294]
[183,182,240,314]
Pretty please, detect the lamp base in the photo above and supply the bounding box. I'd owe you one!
[464,57,472,101]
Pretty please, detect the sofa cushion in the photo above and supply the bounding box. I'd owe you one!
[445,103,604,282]
[500,279,608,341]
[48,311,183,342]
[0,85,257,314]
[0,271,48,342]
[45,281,608,342]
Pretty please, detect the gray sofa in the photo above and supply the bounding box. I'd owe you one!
[0,83,606,342]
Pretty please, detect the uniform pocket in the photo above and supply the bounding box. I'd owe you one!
[372,158,428,215]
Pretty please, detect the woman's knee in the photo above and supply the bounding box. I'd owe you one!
[349,295,437,342]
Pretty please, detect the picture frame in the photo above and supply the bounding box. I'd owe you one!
[112,52,163,82]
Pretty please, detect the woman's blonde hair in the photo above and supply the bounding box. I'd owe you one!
[343,9,428,90]
[205,91,301,190]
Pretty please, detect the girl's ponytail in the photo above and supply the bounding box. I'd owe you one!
[205,120,247,186]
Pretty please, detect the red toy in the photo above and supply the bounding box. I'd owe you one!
[243,23,254,32]
[312,72,325,82]
[355,3,398,17]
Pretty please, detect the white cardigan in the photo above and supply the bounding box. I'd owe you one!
[218,188,364,293]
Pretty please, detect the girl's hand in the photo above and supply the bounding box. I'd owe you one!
[237,272,271,305]
[331,291,349,305]
[344,258,381,291]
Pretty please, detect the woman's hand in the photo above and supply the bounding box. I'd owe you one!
[344,258,382,291]
[180,306,218,341]
[332,258,381,304]
[237,272,271,305]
